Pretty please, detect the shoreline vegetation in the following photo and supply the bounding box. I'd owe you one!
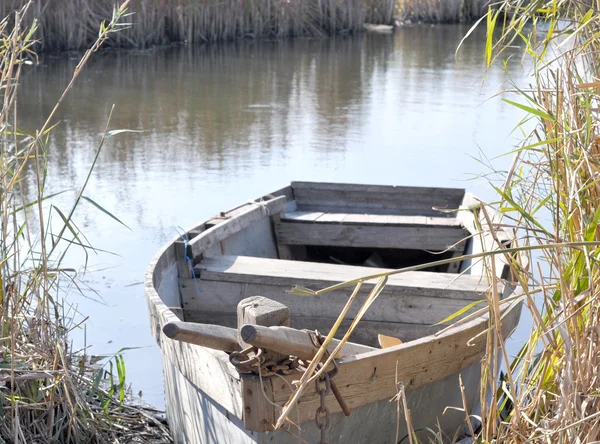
[471,1,600,440]
[3,0,598,442]
[2,0,489,52]
[0,2,171,442]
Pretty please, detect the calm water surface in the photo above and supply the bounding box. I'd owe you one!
[19,25,530,409]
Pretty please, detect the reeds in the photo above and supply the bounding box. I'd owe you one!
[396,0,489,23]
[472,1,600,441]
[0,0,496,51]
[0,2,171,442]
[1,0,366,51]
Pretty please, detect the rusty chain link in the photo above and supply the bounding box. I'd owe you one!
[229,346,299,376]
[312,331,351,417]
[315,371,331,444]
[229,329,349,444]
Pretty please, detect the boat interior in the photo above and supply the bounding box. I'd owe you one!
[173,182,508,347]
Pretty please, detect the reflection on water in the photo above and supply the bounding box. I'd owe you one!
[19,25,529,409]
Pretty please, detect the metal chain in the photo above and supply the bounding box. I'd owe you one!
[229,330,347,444]
[314,372,331,444]
[229,346,299,376]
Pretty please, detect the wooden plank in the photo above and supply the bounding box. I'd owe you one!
[145,245,244,420]
[241,374,276,433]
[274,222,467,251]
[291,181,465,197]
[162,359,255,443]
[166,347,483,440]
[260,299,523,428]
[240,324,375,360]
[269,185,294,202]
[237,296,291,432]
[291,182,465,216]
[203,216,279,260]
[316,213,348,222]
[162,321,240,352]
[188,196,287,259]
[237,296,290,364]
[182,279,484,327]
[282,212,461,227]
[271,211,307,261]
[168,307,184,321]
[281,211,324,222]
[195,256,491,299]
[183,311,442,347]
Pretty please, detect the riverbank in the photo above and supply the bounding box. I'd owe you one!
[2,0,488,52]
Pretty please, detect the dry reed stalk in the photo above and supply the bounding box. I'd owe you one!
[396,0,489,23]
[465,1,600,442]
[0,2,171,443]
[1,0,367,51]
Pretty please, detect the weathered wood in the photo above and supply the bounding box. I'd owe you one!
[240,324,375,361]
[275,221,468,251]
[315,212,348,222]
[291,181,465,216]
[194,255,489,299]
[188,196,287,260]
[163,359,254,444]
[203,216,279,260]
[270,211,307,261]
[282,211,462,227]
[184,310,442,347]
[183,278,485,327]
[257,300,523,428]
[268,185,295,202]
[241,373,277,433]
[281,211,324,222]
[237,296,290,364]
[236,296,292,432]
[168,307,184,321]
[145,244,243,419]
[163,321,240,352]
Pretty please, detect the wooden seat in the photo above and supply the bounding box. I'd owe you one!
[194,255,488,298]
[275,210,468,251]
[181,255,496,345]
[290,181,466,216]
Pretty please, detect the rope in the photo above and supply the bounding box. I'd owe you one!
[175,227,201,306]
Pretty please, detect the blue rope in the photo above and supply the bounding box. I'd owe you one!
[176,227,201,306]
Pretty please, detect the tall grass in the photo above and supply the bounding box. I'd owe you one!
[0,0,496,51]
[396,0,489,24]
[0,2,171,442]
[2,0,366,51]
[472,1,600,441]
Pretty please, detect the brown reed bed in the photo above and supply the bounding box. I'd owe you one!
[0,0,492,52]
[0,2,172,442]
[395,0,489,24]
[1,0,366,51]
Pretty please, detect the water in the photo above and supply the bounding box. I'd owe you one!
[18,25,531,409]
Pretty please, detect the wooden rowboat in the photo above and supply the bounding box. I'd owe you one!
[145,182,522,444]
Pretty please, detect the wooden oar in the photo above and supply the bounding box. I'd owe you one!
[240,324,375,361]
[163,321,240,352]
